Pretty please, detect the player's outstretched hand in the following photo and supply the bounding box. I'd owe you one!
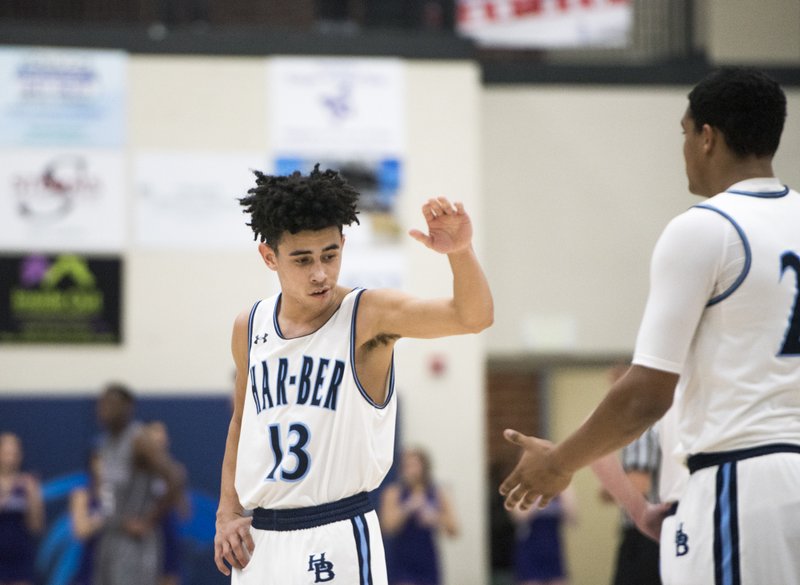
[214,514,255,575]
[499,429,572,511]
[409,197,473,254]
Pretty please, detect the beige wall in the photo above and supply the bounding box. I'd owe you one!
[549,366,620,585]
[483,85,800,357]
[704,0,800,65]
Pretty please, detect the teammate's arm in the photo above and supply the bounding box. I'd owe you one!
[360,197,493,341]
[214,310,255,576]
[500,210,725,511]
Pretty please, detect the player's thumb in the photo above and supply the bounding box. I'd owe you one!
[408,229,431,248]
[503,428,526,446]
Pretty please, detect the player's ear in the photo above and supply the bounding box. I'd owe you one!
[259,242,278,271]
[701,123,717,154]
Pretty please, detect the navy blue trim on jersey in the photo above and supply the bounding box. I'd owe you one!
[350,288,396,409]
[351,514,374,585]
[726,185,789,198]
[687,443,800,474]
[694,205,751,307]
[251,492,373,531]
[713,462,741,585]
[246,300,262,374]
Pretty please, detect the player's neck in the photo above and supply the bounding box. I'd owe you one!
[277,287,345,337]
[709,156,775,196]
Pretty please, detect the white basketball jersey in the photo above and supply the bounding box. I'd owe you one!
[235,288,397,510]
[677,182,800,455]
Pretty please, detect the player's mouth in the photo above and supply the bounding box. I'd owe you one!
[310,287,330,298]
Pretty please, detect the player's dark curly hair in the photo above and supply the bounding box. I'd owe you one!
[688,67,786,158]
[239,164,360,247]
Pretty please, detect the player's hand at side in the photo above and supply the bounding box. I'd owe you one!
[499,429,572,511]
[409,197,473,255]
[634,501,672,542]
[214,514,255,575]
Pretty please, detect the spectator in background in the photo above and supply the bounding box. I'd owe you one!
[0,432,45,585]
[145,421,189,585]
[380,447,459,585]
[94,383,185,585]
[70,450,106,585]
[509,487,577,585]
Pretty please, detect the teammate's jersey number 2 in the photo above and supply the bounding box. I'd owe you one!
[266,422,311,482]
[779,251,800,356]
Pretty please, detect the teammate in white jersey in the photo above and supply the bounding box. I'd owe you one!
[499,67,800,585]
[214,165,493,584]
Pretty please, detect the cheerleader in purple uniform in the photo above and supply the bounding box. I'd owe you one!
[0,433,45,585]
[510,487,577,585]
[380,448,459,585]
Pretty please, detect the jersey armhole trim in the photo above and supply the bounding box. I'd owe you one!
[246,300,262,375]
[694,204,751,307]
[349,289,395,410]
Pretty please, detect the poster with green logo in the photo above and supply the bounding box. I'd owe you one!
[0,254,121,343]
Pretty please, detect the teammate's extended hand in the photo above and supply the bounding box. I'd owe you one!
[499,429,573,511]
[409,197,473,254]
[214,514,255,575]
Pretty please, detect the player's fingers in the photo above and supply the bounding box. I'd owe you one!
[428,198,447,217]
[230,537,251,568]
[498,466,521,496]
[454,201,465,215]
[214,543,232,575]
[422,202,436,221]
[435,196,455,213]
[503,484,525,511]
[239,526,255,553]
[536,494,552,509]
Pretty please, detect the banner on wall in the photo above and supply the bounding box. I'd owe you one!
[457,0,633,49]
[0,46,127,148]
[269,57,407,289]
[0,149,126,252]
[0,253,122,344]
[134,151,268,249]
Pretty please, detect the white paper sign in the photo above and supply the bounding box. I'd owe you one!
[134,151,269,249]
[0,149,126,252]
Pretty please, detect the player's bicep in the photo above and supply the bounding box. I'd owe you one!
[634,210,726,372]
[363,289,465,340]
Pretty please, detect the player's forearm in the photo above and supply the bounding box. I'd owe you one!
[552,369,674,475]
[448,246,493,333]
[217,419,245,524]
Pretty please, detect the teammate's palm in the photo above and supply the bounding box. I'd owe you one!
[409,197,473,254]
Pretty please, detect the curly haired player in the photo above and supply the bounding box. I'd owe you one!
[214,165,493,585]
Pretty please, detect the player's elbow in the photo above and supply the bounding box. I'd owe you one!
[460,306,494,334]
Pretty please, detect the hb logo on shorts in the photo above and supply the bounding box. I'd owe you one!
[675,523,690,557]
[308,553,335,583]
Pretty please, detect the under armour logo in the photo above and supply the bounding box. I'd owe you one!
[308,553,335,582]
[675,523,690,557]
[253,333,268,344]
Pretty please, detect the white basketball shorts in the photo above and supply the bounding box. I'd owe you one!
[232,492,387,585]
[661,444,800,585]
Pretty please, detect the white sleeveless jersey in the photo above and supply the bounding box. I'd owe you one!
[235,288,397,510]
[677,183,800,454]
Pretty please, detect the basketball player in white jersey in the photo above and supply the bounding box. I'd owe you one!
[499,67,800,585]
[213,166,493,584]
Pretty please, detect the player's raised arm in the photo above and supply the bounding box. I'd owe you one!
[363,197,493,340]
